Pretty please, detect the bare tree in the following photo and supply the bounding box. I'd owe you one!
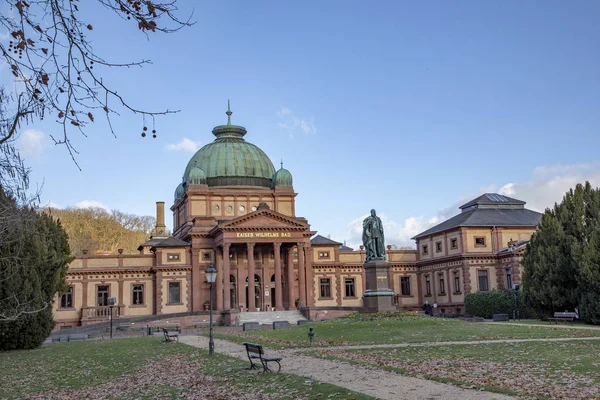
[1,1,190,328]
[0,0,192,183]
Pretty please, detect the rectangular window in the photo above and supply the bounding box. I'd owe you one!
[435,242,442,253]
[422,245,428,255]
[319,251,330,259]
[202,252,211,261]
[439,274,446,295]
[450,238,458,249]
[478,270,489,291]
[168,282,181,304]
[97,285,109,306]
[60,287,73,309]
[400,277,411,296]
[454,271,461,293]
[319,278,331,298]
[506,268,512,289]
[132,284,144,305]
[425,276,431,296]
[475,237,486,247]
[167,253,180,262]
[344,278,355,298]
[293,252,298,259]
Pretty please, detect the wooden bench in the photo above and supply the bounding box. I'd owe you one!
[243,342,282,373]
[548,311,577,324]
[162,328,179,343]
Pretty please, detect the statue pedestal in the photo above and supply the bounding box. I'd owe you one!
[361,259,395,313]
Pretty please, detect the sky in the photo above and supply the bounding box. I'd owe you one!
[5,0,600,249]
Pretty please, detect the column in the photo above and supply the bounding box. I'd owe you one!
[237,263,245,312]
[304,246,314,307]
[286,247,295,309]
[215,247,223,310]
[297,242,306,307]
[223,243,231,310]
[247,243,256,311]
[274,242,283,311]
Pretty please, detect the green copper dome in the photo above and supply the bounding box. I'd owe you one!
[271,164,293,187]
[174,183,184,200]
[187,167,207,185]
[183,105,276,188]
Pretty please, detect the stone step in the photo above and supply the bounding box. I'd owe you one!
[238,310,307,325]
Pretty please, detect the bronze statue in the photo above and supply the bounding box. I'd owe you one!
[362,209,385,261]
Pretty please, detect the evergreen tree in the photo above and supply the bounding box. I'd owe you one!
[523,182,600,324]
[0,186,71,350]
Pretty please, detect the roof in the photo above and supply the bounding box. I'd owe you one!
[151,237,191,248]
[460,193,526,210]
[412,208,542,239]
[339,245,354,251]
[138,238,166,249]
[310,234,342,246]
[496,240,529,255]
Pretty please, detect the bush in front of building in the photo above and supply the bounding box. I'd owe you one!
[464,289,514,319]
[0,187,72,351]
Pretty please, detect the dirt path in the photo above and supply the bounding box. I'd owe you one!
[287,335,600,352]
[179,335,515,400]
[485,321,600,330]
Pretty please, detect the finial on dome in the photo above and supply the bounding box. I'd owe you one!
[280,159,283,169]
[226,100,232,125]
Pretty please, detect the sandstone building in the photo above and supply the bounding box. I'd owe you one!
[53,110,542,328]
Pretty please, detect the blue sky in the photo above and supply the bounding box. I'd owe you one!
[8,0,600,248]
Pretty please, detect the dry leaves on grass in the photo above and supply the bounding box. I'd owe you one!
[25,354,270,400]
[323,350,600,400]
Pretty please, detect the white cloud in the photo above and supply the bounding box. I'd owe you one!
[344,162,600,249]
[277,107,317,138]
[165,138,201,152]
[18,129,46,160]
[41,201,62,209]
[75,200,111,213]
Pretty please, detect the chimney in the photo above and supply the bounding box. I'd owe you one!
[155,201,166,233]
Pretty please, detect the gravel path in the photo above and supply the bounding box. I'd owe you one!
[287,335,600,352]
[179,336,515,400]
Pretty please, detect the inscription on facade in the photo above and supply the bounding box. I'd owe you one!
[235,232,292,238]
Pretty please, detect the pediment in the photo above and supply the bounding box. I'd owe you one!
[219,210,308,230]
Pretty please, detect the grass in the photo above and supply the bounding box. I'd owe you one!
[215,313,600,348]
[0,337,375,400]
[308,340,600,399]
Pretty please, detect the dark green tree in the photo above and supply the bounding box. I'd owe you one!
[0,186,71,350]
[522,182,600,324]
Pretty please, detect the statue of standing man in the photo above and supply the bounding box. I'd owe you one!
[362,209,386,262]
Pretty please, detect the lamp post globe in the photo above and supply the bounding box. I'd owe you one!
[206,264,217,356]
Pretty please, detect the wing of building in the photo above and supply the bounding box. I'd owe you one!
[53,111,543,329]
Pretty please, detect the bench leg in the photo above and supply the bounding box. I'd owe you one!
[259,360,281,374]
[246,356,259,371]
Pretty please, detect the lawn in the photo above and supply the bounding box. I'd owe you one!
[0,337,374,400]
[311,339,600,399]
[216,313,600,348]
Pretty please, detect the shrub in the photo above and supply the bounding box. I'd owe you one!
[465,289,514,319]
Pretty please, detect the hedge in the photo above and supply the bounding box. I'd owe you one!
[464,289,514,319]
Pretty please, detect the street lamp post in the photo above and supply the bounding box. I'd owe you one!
[512,284,520,321]
[205,264,218,356]
[108,296,116,339]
